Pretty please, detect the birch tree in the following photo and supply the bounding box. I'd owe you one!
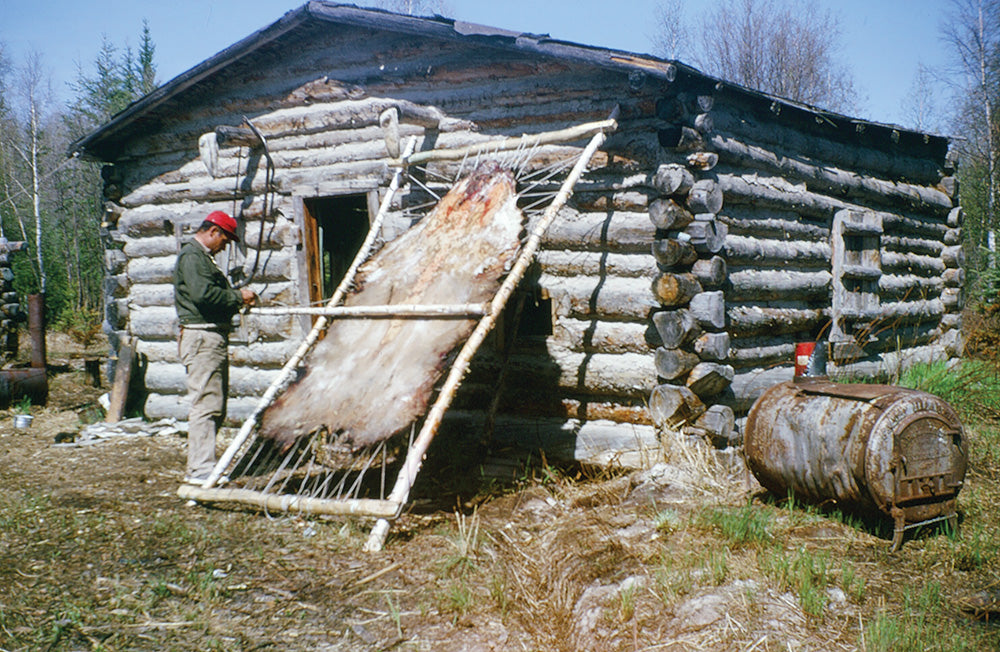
[942,0,1000,273]
[654,0,858,113]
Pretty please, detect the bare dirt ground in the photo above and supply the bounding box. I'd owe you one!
[1,333,999,651]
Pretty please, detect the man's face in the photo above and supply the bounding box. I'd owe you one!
[206,226,233,254]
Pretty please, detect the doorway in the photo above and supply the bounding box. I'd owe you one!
[302,194,371,305]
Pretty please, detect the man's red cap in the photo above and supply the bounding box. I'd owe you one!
[204,210,240,242]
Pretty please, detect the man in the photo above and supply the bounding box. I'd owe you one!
[173,211,258,484]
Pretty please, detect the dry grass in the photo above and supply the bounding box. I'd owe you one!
[1,336,999,650]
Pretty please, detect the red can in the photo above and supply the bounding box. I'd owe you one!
[794,341,816,377]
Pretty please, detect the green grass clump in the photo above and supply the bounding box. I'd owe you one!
[699,501,773,548]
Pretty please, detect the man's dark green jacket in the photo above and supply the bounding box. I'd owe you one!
[173,241,243,327]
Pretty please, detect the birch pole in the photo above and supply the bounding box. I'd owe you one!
[364,105,620,552]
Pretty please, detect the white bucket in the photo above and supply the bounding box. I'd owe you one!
[13,414,33,429]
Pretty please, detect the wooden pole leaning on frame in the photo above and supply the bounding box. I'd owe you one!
[363,106,620,552]
[190,137,419,495]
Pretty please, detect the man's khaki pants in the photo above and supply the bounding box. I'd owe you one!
[179,328,229,479]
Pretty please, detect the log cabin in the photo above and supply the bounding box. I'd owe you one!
[71,2,963,468]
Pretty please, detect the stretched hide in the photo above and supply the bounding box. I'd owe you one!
[259,165,523,451]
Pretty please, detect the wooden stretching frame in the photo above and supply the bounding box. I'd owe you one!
[179,109,620,552]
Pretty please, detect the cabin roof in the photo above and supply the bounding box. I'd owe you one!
[70,1,950,163]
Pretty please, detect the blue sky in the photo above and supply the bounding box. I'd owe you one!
[0,0,952,130]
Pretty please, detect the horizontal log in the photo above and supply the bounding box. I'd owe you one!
[880,251,945,277]
[542,210,654,253]
[694,332,730,361]
[727,305,828,337]
[143,361,282,396]
[145,393,261,424]
[652,309,702,348]
[691,256,727,288]
[942,268,965,288]
[728,365,794,412]
[507,348,657,398]
[878,274,943,301]
[129,305,297,341]
[535,250,659,278]
[484,415,660,469]
[648,383,706,427]
[728,336,796,369]
[571,189,653,212]
[830,343,952,382]
[881,235,944,257]
[692,404,737,448]
[651,272,702,307]
[682,218,727,253]
[551,318,657,354]
[689,291,726,330]
[942,245,964,268]
[177,485,401,518]
[941,287,962,311]
[541,274,659,320]
[651,163,695,195]
[687,151,718,171]
[844,298,944,327]
[655,347,700,380]
[709,106,946,186]
[648,197,694,230]
[686,362,734,398]
[652,238,698,267]
[137,338,303,367]
[724,234,830,268]
[686,179,724,214]
[658,124,704,152]
[880,212,948,239]
[943,227,961,246]
[721,206,829,241]
[105,250,126,274]
[947,207,963,228]
[726,269,831,302]
[708,132,953,214]
[940,313,961,330]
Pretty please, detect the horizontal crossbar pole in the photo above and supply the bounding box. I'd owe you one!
[177,485,401,518]
[248,303,490,318]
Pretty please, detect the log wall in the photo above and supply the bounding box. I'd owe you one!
[99,20,959,461]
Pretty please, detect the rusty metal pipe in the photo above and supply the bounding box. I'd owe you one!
[745,379,966,526]
[28,294,45,369]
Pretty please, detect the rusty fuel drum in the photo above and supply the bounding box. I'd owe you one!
[744,379,967,549]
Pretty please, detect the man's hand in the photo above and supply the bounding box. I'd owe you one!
[240,288,259,306]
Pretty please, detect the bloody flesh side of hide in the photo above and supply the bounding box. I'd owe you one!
[259,165,524,453]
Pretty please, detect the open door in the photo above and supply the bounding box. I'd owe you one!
[301,194,372,308]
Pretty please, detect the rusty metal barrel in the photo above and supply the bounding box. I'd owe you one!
[745,379,967,546]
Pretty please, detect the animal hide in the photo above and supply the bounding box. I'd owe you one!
[258,164,524,453]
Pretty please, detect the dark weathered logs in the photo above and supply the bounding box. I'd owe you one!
[655,347,700,380]
[658,125,704,152]
[725,234,830,267]
[684,218,727,253]
[648,197,694,230]
[652,238,698,267]
[691,256,727,288]
[687,180,724,214]
[652,272,702,307]
[651,164,695,196]
[695,332,730,361]
[652,309,702,348]
[649,383,706,427]
[689,291,726,330]
[686,362,734,397]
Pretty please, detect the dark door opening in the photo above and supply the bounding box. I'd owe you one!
[302,194,370,304]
